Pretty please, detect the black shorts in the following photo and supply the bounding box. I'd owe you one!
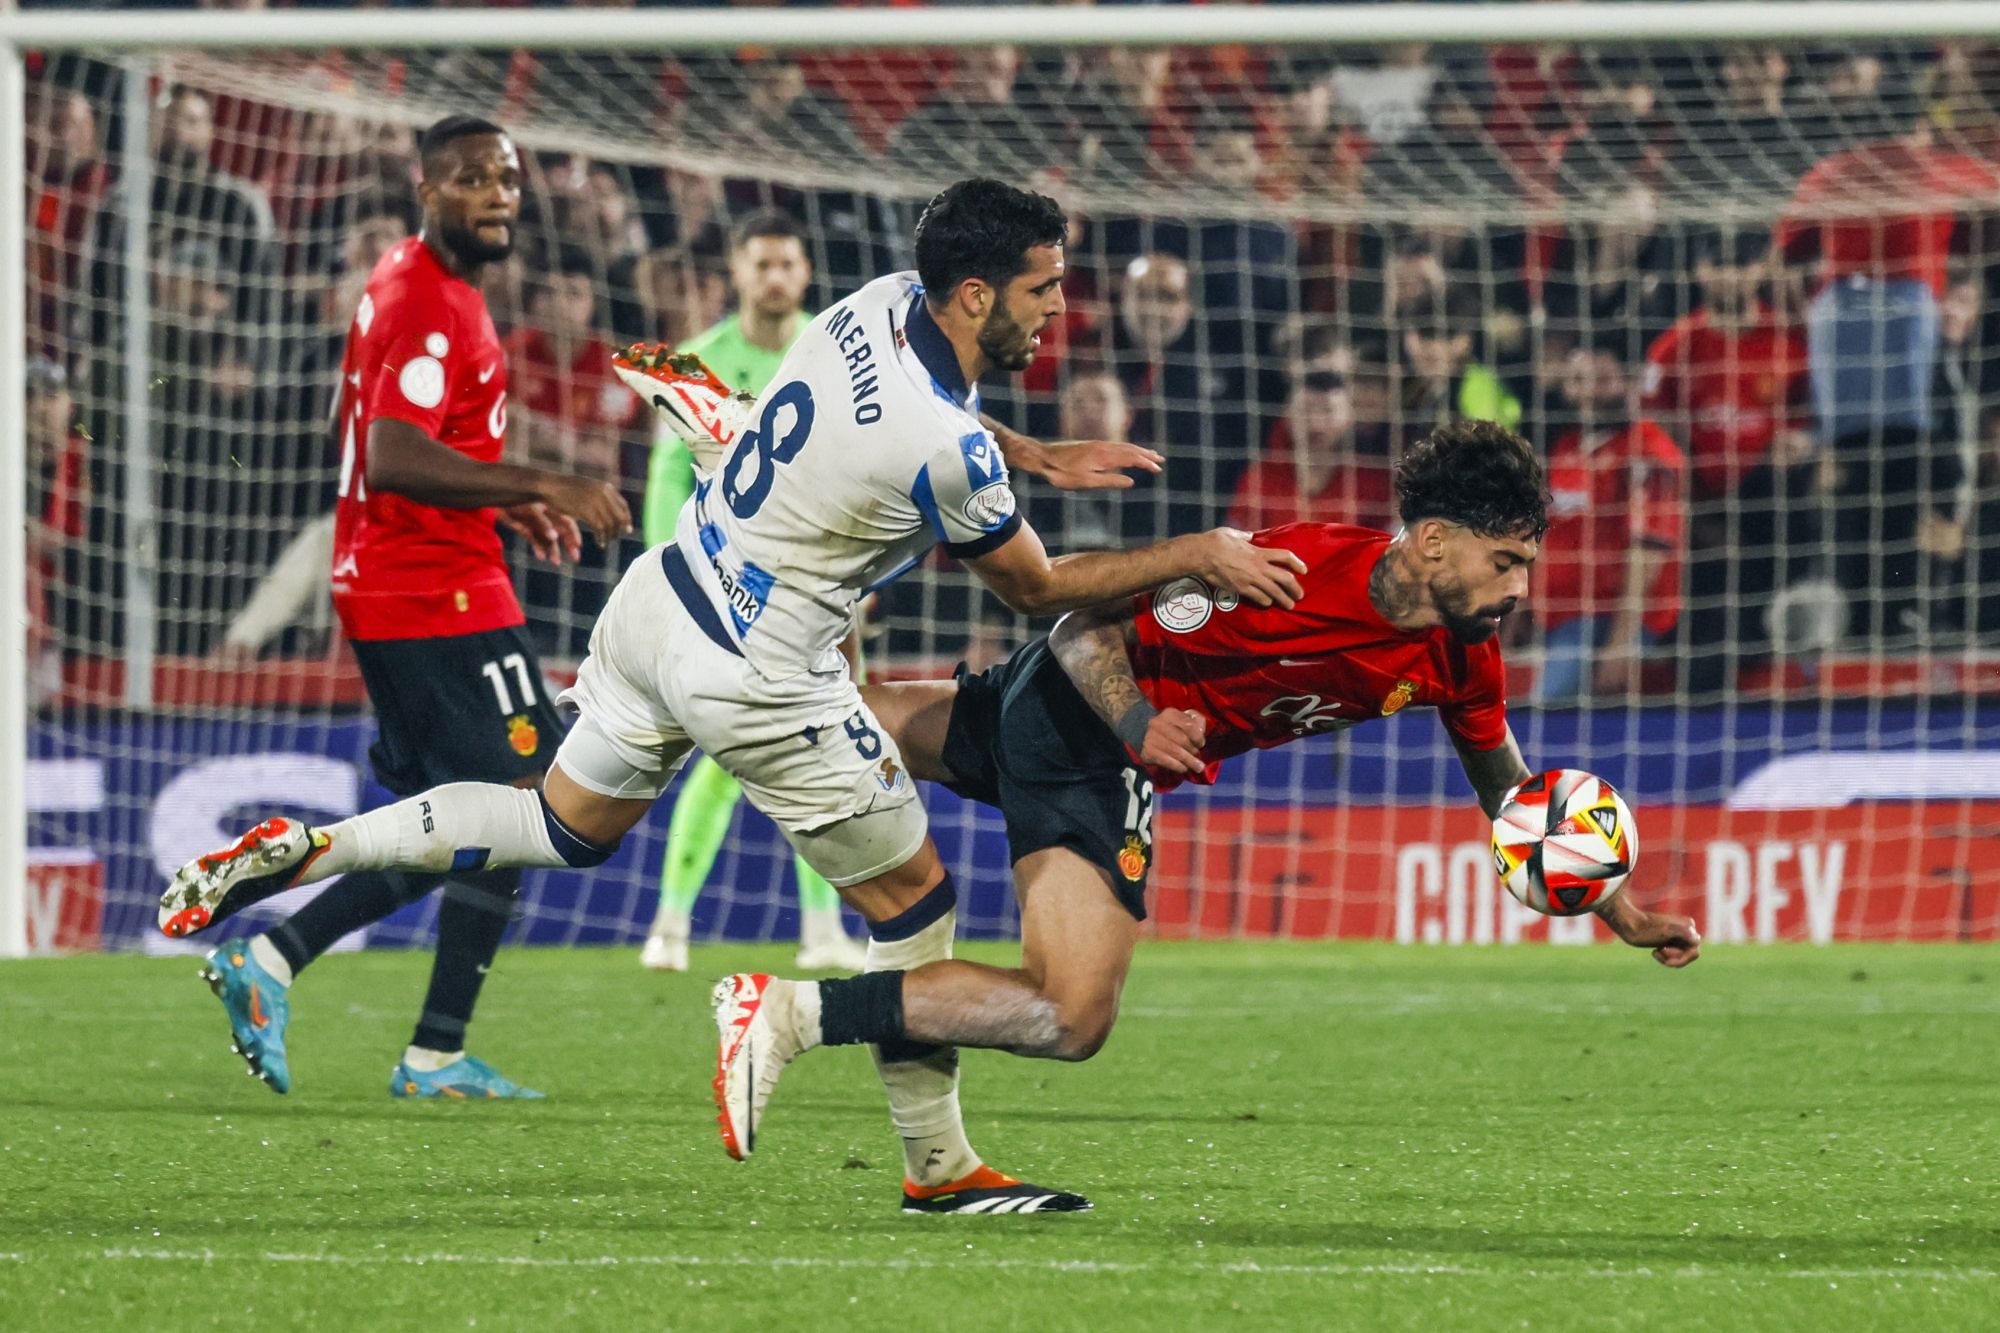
[349,623,564,798]
[940,636,1156,920]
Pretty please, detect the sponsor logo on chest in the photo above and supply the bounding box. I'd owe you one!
[1258,675,1422,736]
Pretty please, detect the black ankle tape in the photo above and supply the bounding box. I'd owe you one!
[877,1035,951,1065]
[818,969,906,1046]
[868,875,956,943]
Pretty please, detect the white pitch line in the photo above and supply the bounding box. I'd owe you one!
[62,1248,1999,1283]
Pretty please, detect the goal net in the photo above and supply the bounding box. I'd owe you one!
[12,14,2000,956]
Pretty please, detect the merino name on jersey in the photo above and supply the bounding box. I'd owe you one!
[822,304,883,424]
[1126,523,1510,789]
[671,272,1022,677]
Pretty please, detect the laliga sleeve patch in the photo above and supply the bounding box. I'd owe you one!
[1152,576,1214,633]
[962,481,1016,529]
[398,356,447,409]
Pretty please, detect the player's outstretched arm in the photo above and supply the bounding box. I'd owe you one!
[366,418,631,546]
[981,413,1163,492]
[1048,603,1207,774]
[967,522,1305,619]
[1596,889,1702,969]
[1452,730,1533,820]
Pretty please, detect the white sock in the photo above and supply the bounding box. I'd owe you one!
[649,907,692,941]
[301,783,568,886]
[402,1045,466,1073]
[864,910,980,1188]
[248,934,293,987]
[786,978,823,1049]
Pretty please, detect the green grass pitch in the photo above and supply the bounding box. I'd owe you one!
[3,941,1996,1330]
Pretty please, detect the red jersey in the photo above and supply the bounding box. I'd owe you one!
[503,327,640,433]
[1226,423,1396,532]
[1642,306,1807,501]
[1538,420,1686,637]
[1777,142,2000,297]
[27,431,89,662]
[35,430,88,544]
[331,238,520,642]
[1127,524,1509,789]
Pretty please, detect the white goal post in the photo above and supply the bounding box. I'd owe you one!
[9,4,2000,50]
[8,2,2000,957]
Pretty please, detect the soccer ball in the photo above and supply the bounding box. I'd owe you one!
[1490,769,1636,916]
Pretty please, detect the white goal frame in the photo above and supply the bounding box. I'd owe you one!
[7,1,2000,956]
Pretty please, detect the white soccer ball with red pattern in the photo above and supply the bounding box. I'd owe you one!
[1491,769,1636,916]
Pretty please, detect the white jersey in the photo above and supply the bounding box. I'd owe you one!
[670,271,1020,677]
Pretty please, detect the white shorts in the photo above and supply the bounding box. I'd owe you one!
[554,545,926,887]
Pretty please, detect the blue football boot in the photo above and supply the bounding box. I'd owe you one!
[389,1055,545,1100]
[200,943,292,1094]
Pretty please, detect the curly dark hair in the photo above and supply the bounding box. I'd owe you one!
[913,178,1066,304]
[1396,419,1550,540]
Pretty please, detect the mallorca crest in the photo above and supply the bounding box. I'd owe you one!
[1117,835,1149,882]
[1380,679,1418,716]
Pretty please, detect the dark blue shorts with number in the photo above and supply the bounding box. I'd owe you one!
[940,635,1156,921]
[349,624,563,797]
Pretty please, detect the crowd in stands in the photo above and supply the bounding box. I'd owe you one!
[20,28,2000,706]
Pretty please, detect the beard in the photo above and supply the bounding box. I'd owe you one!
[438,216,514,266]
[754,290,802,319]
[976,300,1040,372]
[1434,573,1517,644]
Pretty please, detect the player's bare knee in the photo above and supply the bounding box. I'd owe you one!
[1046,993,1119,1062]
[988,988,1065,1060]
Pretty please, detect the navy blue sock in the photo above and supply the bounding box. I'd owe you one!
[268,869,441,977]
[411,868,520,1053]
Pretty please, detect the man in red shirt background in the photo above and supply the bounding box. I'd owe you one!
[24,357,89,706]
[1535,332,1687,704]
[1228,368,1395,532]
[161,115,630,1100]
[503,246,643,652]
[504,246,641,483]
[1780,105,1999,636]
[1642,231,1813,694]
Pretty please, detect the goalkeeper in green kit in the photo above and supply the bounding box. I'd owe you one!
[639,210,869,972]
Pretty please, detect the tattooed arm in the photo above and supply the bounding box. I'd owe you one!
[1451,729,1533,820]
[1048,603,1208,775]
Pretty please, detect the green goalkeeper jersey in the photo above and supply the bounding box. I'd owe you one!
[643,310,815,544]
